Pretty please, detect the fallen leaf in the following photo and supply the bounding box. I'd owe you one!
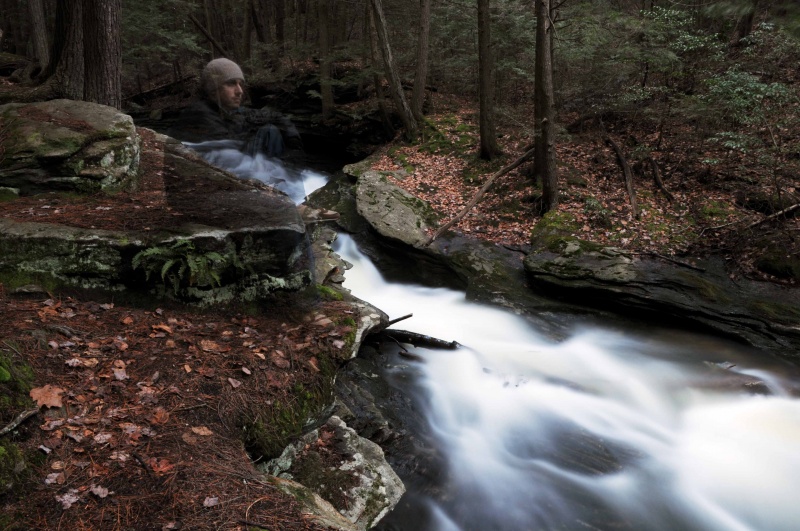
[241,367,251,375]
[203,496,219,507]
[307,358,320,373]
[150,407,170,425]
[184,364,192,373]
[55,490,80,509]
[113,338,129,351]
[45,472,65,485]
[90,485,110,498]
[93,432,113,444]
[332,340,346,349]
[191,426,213,436]
[148,457,175,474]
[152,324,173,334]
[200,339,220,352]
[270,351,290,369]
[30,385,65,408]
[113,368,129,380]
[227,378,242,388]
[181,432,198,445]
[99,303,114,310]
[121,316,134,325]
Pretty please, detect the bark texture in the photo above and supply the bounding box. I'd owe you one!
[84,0,122,108]
[411,0,432,121]
[534,0,558,212]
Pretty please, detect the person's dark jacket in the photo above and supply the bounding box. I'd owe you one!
[169,99,301,155]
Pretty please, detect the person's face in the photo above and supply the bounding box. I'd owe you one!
[218,79,244,110]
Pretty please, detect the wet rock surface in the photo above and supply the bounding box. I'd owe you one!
[316,161,800,361]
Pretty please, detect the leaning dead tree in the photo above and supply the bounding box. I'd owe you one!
[424,145,536,246]
[600,120,639,219]
[648,155,674,202]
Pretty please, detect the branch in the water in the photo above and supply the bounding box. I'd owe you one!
[380,329,459,350]
[386,313,413,327]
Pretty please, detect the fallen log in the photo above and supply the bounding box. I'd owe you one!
[379,329,459,350]
[424,145,536,246]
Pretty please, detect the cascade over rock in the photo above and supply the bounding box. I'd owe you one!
[316,160,800,360]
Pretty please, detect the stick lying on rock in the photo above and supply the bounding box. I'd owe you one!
[379,329,460,350]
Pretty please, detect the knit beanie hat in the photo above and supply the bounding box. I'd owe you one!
[201,58,244,97]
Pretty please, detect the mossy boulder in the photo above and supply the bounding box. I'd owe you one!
[354,170,438,249]
[263,415,405,530]
[0,99,140,195]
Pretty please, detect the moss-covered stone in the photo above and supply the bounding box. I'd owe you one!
[755,251,800,281]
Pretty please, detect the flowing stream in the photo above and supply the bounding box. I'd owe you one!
[190,145,800,530]
[334,234,800,531]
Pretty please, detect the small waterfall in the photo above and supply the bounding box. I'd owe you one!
[335,234,800,531]
[182,140,328,204]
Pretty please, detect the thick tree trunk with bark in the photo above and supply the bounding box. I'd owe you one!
[370,0,418,139]
[411,0,431,121]
[251,0,272,44]
[478,0,500,160]
[84,0,121,108]
[51,0,85,100]
[534,0,558,212]
[28,0,50,72]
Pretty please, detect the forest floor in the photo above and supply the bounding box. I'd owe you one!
[1,83,799,531]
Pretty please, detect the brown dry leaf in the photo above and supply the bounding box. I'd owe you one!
[200,339,220,352]
[121,316,134,325]
[183,364,192,373]
[254,352,266,360]
[197,367,216,378]
[227,377,242,388]
[307,358,320,373]
[30,385,65,409]
[241,367,251,375]
[150,407,170,425]
[148,457,175,475]
[181,432,198,445]
[152,324,173,334]
[271,351,290,369]
[191,426,213,436]
[113,338,129,351]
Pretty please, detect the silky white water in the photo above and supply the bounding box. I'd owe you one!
[335,234,800,531]
[183,140,328,203]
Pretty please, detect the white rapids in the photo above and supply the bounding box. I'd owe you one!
[335,233,800,531]
[183,140,328,204]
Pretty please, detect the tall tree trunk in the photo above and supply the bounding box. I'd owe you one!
[318,0,334,119]
[368,2,394,136]
[478,0,499,159]
[28,0,50,72]
[370,0,417,139]
[252,0,272,44]
[84,0,121,108]
[534,0,558,212]
[51,0,84,100]
[411,0,431,121]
